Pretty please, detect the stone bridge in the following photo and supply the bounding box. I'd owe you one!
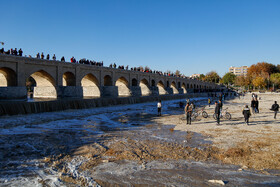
[0,54,222,100]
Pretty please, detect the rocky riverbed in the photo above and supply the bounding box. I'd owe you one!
[0,94,280,186]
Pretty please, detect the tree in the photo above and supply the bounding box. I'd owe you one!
[234,75,250,87]
[199,74,205,81]
[270,73,280,88]
[247,62,278,79]
[204,71,220,83]
[221,72,236,85]
[252,76,266,89]
[175,70,181,76]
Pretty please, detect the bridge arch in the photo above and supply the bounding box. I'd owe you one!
[28,70,57,98]
[140,78,150,96]
[81,73,100,98]
[0,67,17,86]
[157,81,166,95]
[63,72,76,86]
[116,76,131,97]
[171,81,179,94]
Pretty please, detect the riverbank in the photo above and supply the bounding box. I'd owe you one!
[1,94,279,186]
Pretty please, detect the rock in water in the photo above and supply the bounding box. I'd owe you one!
[208,180,225,185]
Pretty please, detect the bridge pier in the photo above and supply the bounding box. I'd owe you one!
[166,87,173,95]
[0,87,27,100]
[102,86,118,97]
[130,86,141,97]
[58,86,83,98]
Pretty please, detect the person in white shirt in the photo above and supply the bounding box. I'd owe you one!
[157,100,162,116]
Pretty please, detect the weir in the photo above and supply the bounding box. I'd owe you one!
[0,92,232,116]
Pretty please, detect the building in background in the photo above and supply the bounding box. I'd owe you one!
[229,66,248,76]
[190,74,201,79]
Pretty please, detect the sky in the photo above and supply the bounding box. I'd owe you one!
[1,0,280,76]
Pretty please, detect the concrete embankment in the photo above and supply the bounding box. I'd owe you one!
[0,93,213,116]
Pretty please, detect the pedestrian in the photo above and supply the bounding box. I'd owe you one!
[185,102,193,125]
[36,53,40,58]
[61,56,65,62]
[41,52,44,59]
[208,98,211,107]
[251,98,256,114]
[218,100,223,111]
[157,100,162,116]
[46,54,50,60]
[215,101,221,125]
[18,48,23,56]
[242,105,251,125]
[254,98,259,113]
[271,101,279,119]
[52,54,56,60]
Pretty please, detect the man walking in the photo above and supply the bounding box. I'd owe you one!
[271,101,279,119]
[185,103,193,125]
[215,101,221,125]
[242,105,251,125]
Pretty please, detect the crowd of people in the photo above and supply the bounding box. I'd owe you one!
[0,47,209,79]
[0,48,23,56]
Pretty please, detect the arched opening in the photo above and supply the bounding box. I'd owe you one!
[63,72,75,86]
[0,67,17,87]
[187,84,189,89]
[81,74,100,98]
[171,81,179,94]
[151,80,155,87]
[157,81,166,95]
[132,78,138,86]
[104,75,112,86]
[182,83,187,94]
[140,79,150,96]
[116,77,131,97]
[28,70,57,98]
[190,84,193,89]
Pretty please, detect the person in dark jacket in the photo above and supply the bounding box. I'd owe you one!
[242,105,251,125]
[254,97,259,113]
[271,101,279,119]
[185,102,193,125]
[251,98,256,114]
[215,101,221,125]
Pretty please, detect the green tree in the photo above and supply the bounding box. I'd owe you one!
[204,71,220,83]
[199,74,205,81]
[221,72,236,85]
[270,73,280,88]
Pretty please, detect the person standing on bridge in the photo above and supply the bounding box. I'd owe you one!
[41,52,44,59]
[52,54,56,60]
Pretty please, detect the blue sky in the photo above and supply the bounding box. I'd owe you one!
[1,0,280,76]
